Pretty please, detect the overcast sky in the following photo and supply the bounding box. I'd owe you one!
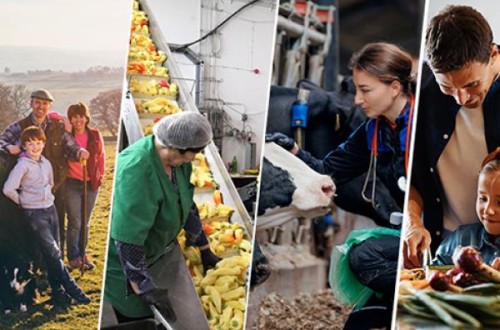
[0,0,132,52]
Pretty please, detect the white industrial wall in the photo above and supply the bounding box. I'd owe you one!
[146,0,277,171]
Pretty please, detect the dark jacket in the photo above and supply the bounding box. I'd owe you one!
[411,64,500,252]
[297,101,412,224]
[433,223,500,266]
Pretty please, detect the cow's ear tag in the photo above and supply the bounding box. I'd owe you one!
[397,176,407,192]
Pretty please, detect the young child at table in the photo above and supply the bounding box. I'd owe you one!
[433,148,500,269]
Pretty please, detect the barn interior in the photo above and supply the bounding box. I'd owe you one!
[250,0,424,329]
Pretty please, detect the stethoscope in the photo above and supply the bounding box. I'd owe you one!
[361,94,415,209]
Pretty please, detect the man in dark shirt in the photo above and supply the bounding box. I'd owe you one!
[404,5,500,267]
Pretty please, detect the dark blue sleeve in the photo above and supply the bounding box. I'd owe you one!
[296,122,370,184]
[432,224,483,266]
[115,240,156,294]
[433,243,454,266]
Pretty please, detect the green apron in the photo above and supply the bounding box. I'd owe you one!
[104,135,194,317]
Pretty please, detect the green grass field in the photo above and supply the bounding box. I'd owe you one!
[0,141,117,330]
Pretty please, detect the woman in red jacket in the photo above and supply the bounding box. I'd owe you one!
[64,102,105,270]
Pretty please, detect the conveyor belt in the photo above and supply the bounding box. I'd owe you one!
[122,0,253,236]
[117,1,254,329]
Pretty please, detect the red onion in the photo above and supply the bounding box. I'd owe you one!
[429,271,463,293]
[446,267,484,287]
[453,246,500,283]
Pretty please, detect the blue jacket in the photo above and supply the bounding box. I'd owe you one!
[411,64,500,252]
[297,101,411,221]
[433,223,500,266]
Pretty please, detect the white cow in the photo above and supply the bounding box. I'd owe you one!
[256,142,336,230]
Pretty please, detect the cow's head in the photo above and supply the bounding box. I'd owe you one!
[257,142,335,229]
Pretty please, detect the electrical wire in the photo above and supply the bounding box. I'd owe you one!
[171,0,262,51]
[224,103,245,115]
[220,9,275,23]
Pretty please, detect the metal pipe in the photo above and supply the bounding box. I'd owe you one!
[195,61,203,107]
[277,15,327,44]
[168,43,204,107]
[324,0,339,91]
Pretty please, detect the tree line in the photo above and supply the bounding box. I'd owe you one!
[0,83,121,137]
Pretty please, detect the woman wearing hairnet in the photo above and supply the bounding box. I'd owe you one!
[104,112,220,323]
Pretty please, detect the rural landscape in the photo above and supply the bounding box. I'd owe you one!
[0,65,124,329]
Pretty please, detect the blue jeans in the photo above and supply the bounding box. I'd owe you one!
[23,205,60,260]
[23,205,83,295]
[63,179,98,261]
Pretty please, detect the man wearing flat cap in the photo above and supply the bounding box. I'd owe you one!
[0,89,90,257]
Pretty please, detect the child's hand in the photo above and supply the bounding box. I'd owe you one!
[492,257,500,271]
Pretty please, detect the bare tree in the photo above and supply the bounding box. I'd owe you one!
[9,85,31,117]
[89,89,121,137]
[0,83,30,131]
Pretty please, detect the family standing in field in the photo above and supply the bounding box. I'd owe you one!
[0,89,105,309]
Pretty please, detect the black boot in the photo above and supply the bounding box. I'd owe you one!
[65,284,91,304]
[58,263,91,304]
[50,286,72,306]
[47,257,91,305]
